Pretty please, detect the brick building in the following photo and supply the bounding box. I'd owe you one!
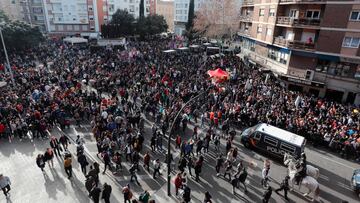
[238,0,360,105]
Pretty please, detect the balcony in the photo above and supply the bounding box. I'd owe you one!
[276,17,321,28]
[239,15,253,22]
[242,0,254,6]
[238,30,251,37]
[279,0,325,3]
[274,36,315,51]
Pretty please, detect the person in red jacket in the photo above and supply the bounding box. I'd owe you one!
[174,172,183,196]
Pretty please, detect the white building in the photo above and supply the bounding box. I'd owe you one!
[43,0,99,34]
[104,0,150,22]
[173,0,203,35]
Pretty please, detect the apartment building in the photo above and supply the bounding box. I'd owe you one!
[42,0,99,34]
[239,0,360,105]
[157,0,174,31]
[173,0,203,35]
[21,0,47,32]
[0,0,24,22]
[99,0,150,24]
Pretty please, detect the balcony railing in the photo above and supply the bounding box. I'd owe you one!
[279,0,325,3]
[239,15,253,22]
[274,37,315,50]
[238,30,250,37]
[277,17,321,27]
[242,0,254,5]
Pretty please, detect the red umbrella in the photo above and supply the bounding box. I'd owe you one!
[207,68,229,82]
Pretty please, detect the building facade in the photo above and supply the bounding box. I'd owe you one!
[156,0,174,32]
[20,0,47,32]
[173,0,203,35]
[0,0,25,21]
[42,0,99,34]
[99,0,150,24]
[239,0,360,105]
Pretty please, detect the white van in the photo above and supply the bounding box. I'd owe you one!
[240,123,306,158]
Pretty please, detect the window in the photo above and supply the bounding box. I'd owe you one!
[257,26,262,33]
[342,37,360,48]
[279,52,288,64]
[253,132,262,141]
[11,0,15,4]
[176,10,182,14]
[264,136,278,147]
[289,9,298,18]
[259,9,265,16]
[129,5,135,12]
[88,7,93,11]
[269,8,275,17]
[350,11,360,21]
[280,143,296,155]
[306,10,320,19]
[266,28,272,36]
[130,0,135,3]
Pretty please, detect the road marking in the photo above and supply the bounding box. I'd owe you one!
[309,152,356,170]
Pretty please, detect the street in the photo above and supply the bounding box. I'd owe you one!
[1,114,357,203]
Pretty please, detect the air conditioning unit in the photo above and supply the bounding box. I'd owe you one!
[305,69,314,81]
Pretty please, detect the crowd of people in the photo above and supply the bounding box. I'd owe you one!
[0,34,359,202]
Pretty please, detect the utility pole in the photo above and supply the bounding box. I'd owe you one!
[0,26,15,85]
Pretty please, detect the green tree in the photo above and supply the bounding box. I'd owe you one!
[0,10,9,22]
[0,15,43,52]
[109,9,136,36]
[139,0,145,19]
[136,14,168,39]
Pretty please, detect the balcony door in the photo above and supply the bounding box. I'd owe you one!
[289,9,299,19]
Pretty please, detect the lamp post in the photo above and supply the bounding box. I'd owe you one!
[167,87,210,196]
[0,23,15,85]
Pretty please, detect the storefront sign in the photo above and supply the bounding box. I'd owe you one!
[280,75,325,88]
[340,57,360,64]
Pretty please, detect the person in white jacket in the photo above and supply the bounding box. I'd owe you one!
[0,174,11,198]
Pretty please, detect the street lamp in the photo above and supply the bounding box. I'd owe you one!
[0,21,15,85]
[166,87,210,196]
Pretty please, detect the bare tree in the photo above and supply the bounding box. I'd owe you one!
[194,0,240,40]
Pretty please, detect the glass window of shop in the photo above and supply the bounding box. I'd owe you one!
[267,47,289,65]
[315,60,356,78]
[243,39,255,51]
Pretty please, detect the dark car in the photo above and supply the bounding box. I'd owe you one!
[351,169,360,196]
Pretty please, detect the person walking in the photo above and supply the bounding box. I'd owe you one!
[238,167,248,193]
[122,184,132,203]
[36,154,46,172]
[186,156,193,177]
[102,152,111,174]
[223,161,232,181]
[215,154,224,176]
[139,190,150,203]
[231,176,239,195]
[129,164,141,185]
[64,155,73,179]
[275,175,290,200]
[203,191,212,203]
[174,173,183,196]
[113,152,123,174]
[194,156,204,182]
[182,185,191,203]
[143,151,150,172]
[0,174,11,199]
[59,134,69,151]
[89,185,101,203]
[78,152,89,175]
[153,159,161,179]
[44,148,55,168]
[261,159,271,187]
[49,136,61,157]
[262,186,273,203]
[102,183,112,203]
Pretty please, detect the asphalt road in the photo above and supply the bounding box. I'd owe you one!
[61,112,360,203]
